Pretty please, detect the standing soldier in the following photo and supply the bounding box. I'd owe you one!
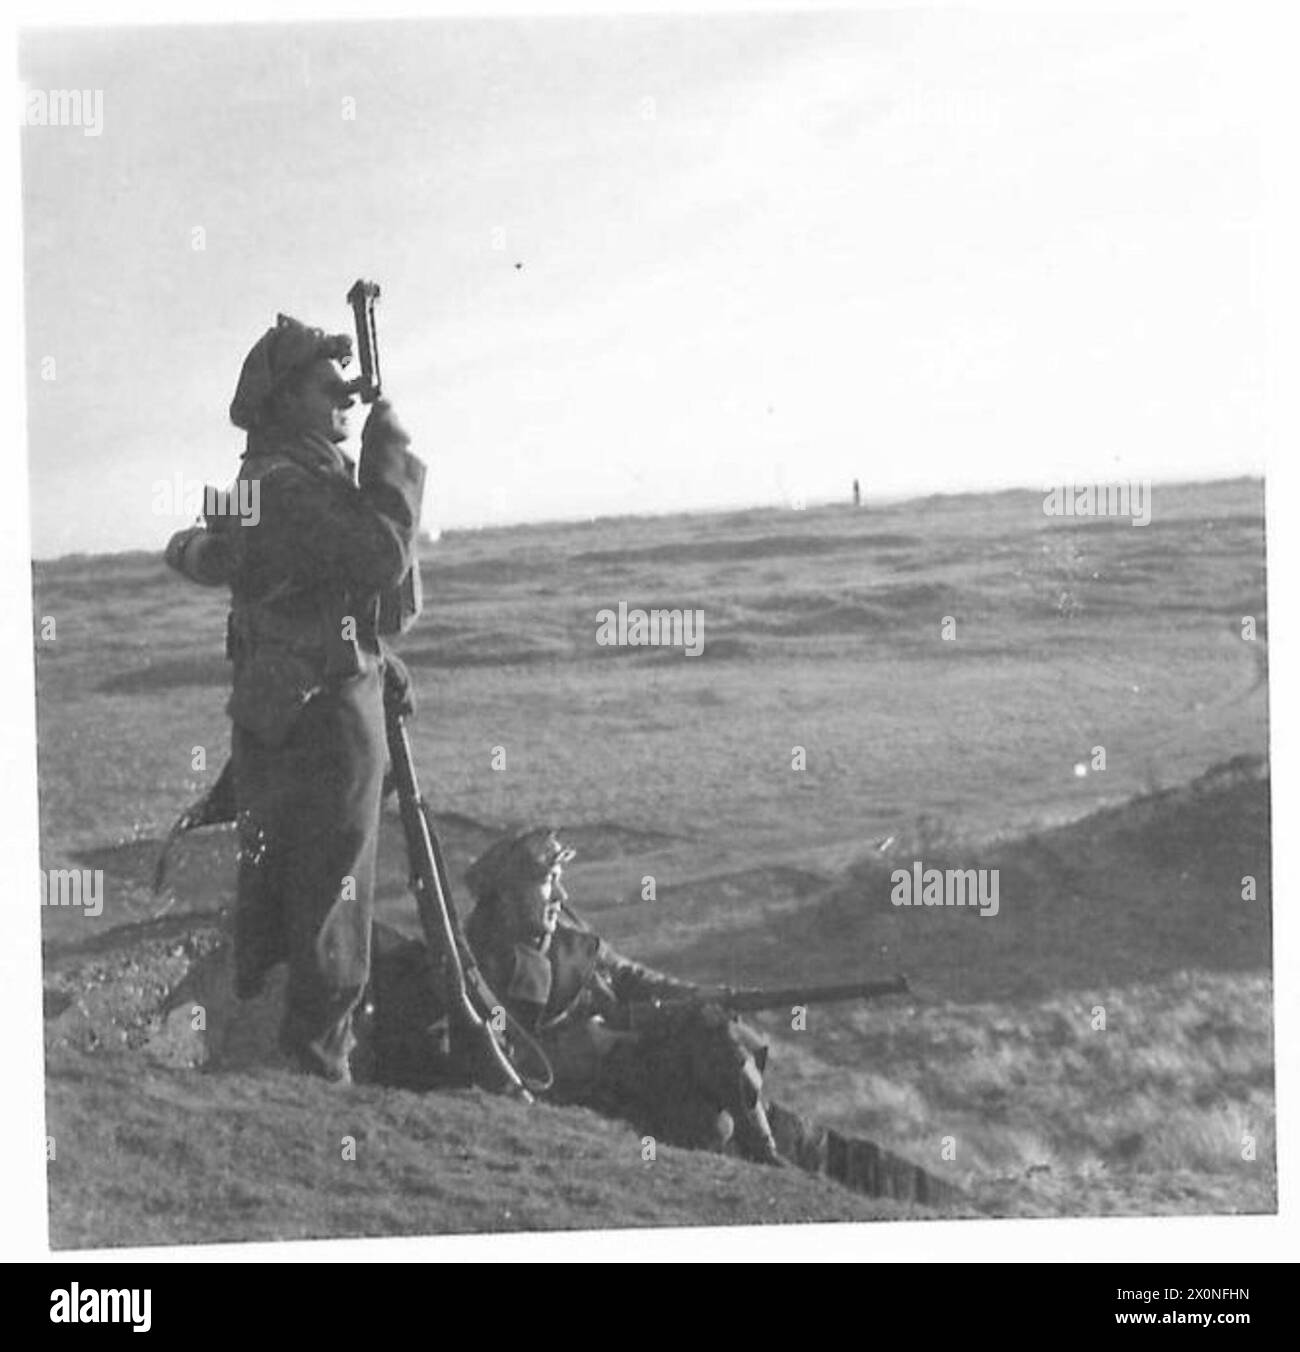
[165,312,426,1083]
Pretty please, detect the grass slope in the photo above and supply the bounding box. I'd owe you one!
[34,480,1273,1239]
[46,1051,917,1249]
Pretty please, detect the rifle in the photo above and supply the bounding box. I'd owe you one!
[552,893,909,1015]
[696,975,910,1013]
[351,278,540,1099]
[384,704,540,1100]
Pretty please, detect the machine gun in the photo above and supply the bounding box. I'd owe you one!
[705,976,910,1013]
[551,889,910,1019]
[617,973,909,1045]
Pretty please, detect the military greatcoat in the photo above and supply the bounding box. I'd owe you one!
[226,407,424,1077]
[168,398,425,1079]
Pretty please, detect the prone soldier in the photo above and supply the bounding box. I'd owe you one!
[459,828,784,1163]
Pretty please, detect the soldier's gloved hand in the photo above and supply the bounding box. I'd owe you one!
[203,486,240,534]
[361,398,410,450]
[164,526,198,574]
[165,525,233,586]
[382,652,416,719]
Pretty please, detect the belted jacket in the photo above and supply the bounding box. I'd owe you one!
[166,406,424,745]
[466,906,699,1036]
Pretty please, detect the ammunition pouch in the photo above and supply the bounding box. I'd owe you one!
[506,943,554,1014]
[227,587,376,675]
[225,583,381,745]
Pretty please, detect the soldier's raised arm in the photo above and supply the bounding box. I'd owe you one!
[243,397,425,594]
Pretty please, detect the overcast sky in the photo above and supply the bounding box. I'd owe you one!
[20,10,1267,557]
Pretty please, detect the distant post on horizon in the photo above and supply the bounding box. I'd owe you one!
[852,478,861,508]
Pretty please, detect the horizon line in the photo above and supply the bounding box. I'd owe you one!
[29,470,1265,567]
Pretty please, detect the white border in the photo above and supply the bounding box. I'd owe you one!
[5,0,1296,1264]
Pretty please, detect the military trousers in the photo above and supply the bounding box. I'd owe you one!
[231,662,386,1080]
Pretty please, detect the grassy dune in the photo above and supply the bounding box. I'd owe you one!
[47,1052,918,1249]
[35,478,1273,1239]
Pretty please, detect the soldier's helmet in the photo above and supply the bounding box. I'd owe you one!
[230,313,354,431]
[464,827,576,937]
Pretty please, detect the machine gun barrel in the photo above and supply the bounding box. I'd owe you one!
[709,975,910,1013]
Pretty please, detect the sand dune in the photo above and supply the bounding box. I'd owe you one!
[35,480,1272,1235]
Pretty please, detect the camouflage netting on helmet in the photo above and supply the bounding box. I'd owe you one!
[463,827,575,902]
[229,312,355,431]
